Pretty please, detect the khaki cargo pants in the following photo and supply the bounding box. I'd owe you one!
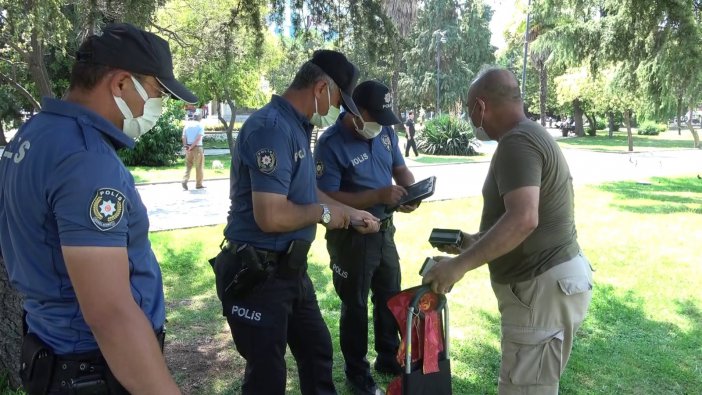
[491,253,593,395]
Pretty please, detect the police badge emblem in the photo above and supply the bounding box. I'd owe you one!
[256,148,277,174]
[381,135,391,151]
[315,160,325,178]
[89,188,126,231]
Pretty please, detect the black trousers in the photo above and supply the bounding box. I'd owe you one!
[325,224,401,377]
[225,268,336,395]
[405,137,418,157]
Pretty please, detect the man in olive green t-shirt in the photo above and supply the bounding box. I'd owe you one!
[423,68,593,395]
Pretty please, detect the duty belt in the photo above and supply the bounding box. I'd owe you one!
[49,330,165,393]
[221,240,282,264]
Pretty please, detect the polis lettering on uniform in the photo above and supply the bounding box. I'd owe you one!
[100,189,124,202]
[332,263,348,279]
[351,153,369,167]
[231,305,262,321]
[2,140,31,163]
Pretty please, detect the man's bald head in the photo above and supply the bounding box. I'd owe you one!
[468,67,522,107]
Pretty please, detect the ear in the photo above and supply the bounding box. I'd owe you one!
[109,71,132,97]
[313,79,328,98]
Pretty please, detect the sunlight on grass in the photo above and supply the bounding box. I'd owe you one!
[149,176,702,394]
[557,129,699,152]
[128,155,231,184]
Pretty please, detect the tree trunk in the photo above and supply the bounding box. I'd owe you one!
[28,31,54,98]
[391,50,403,136]
[607,111,616,137]
[584,112,596,136]
[218,97,237,157]
[539,61,547,127]
[688,100,701,149]
[0,256,24,389]
[624,109,634,152]
[0,122,8,146]
[573,99,584,137]
[676,96,683,136]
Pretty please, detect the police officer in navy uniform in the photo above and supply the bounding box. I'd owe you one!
[314,81,418,395]
[213,50,380,395]
[0,24,197,394]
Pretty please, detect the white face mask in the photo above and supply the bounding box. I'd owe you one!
[114,76,163,139]
[470,100,490,141]
[311,84,340,128]
[353,116,383,139]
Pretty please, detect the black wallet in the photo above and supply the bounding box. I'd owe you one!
[428,228,463,248]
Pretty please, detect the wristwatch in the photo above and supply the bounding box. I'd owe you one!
[319,204,331,225]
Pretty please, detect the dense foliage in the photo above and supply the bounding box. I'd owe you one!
[416,115,479,156]
[118,100,185,166]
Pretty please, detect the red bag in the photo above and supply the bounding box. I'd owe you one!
[387,286,444,375]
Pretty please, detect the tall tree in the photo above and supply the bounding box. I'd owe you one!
[400,0,495,113]
[156,0,270,155]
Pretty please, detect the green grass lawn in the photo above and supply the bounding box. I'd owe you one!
[148,175,702,394]
[558,129,700,152]
[411,153,489,165]
[127,155,231,184]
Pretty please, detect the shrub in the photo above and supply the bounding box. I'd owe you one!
[416,115,480,156]
[637,121,667,136]
[118,100,185,166]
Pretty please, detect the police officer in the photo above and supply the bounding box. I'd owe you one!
[213,50,380,395]
[0,24,197,394]
[314,81,418,395]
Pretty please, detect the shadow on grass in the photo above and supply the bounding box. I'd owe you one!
[160,248,702,394]
[561,285,702,394]
[596,176,702,214]
[558,134,696,150]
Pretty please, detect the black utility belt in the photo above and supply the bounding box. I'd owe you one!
[20,331,164,395]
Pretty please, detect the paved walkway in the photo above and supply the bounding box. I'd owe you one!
[139,144,701,231]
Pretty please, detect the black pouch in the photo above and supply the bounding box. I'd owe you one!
[69,375,108,395]
[278,240,311,278]
[20,333,56,395]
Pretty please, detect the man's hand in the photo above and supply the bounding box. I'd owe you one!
[396,201,419,213]
[377,185,407,206]
[324,204,351,230]
[349,209,380,234]
[422,255,466,295]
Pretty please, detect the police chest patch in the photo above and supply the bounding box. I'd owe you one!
[256,148,277,174]
[89,188,126,231]
[381,135,391,151]
[315,160,325,178]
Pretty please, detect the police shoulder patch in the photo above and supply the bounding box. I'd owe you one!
[381,134,391,151]
[89,188,126,231]
[315,160,325,178]
[256,148,277,174]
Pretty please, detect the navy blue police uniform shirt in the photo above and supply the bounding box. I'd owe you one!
[0,98,166,355]
[314,115,405,220]
[224,95,317,252]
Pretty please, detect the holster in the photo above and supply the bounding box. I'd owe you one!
[20,333,56,395]
[210,243,270,304]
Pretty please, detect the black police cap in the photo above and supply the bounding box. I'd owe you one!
[310,50,361,116]
[76,23,198,104]
[352,80,401,126]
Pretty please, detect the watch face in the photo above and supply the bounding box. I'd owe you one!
[322,212,331,224]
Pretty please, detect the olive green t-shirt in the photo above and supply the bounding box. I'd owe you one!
[481,120,580,284]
